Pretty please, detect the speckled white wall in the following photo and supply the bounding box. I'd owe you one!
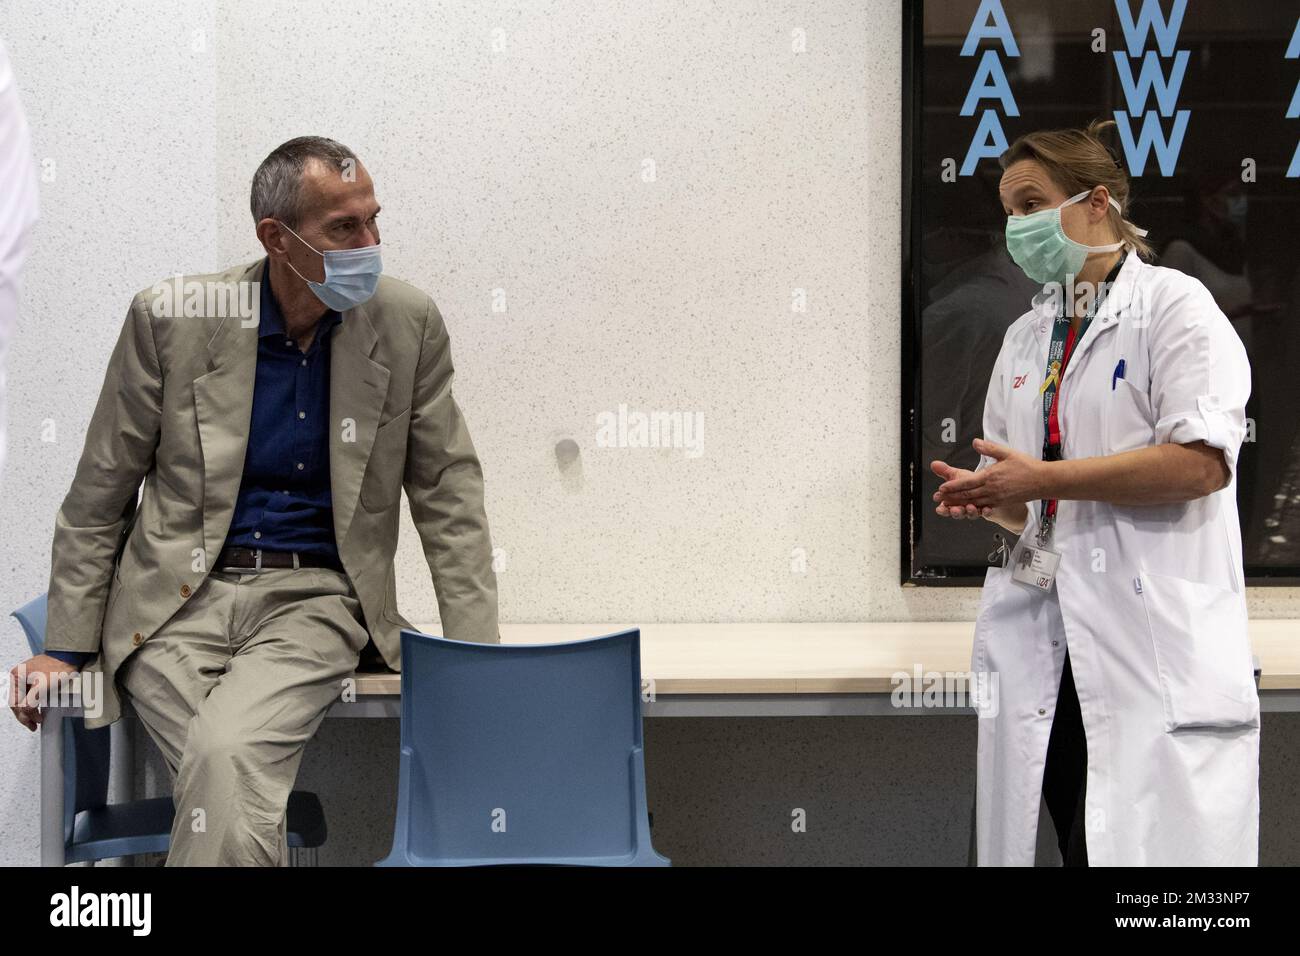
[1,0,220,866]
[2,1,1297,866]
[206,0,945,628]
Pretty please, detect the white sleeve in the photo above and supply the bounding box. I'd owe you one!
[975,328,1013,473]
[0,36,39,303]
[1148,274,1251,478]
[0,37,40,486]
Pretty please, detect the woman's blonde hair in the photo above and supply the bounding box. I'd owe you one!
[998,118,1153,259]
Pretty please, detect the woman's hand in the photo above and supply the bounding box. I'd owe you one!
[930,440,1034,533]
[935,439,1228,519]
[934,439,1045,510]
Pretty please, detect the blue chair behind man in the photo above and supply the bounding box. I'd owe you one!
[377,627,669,866]
[12,592,327,865]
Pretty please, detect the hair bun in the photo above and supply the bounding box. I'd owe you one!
[1084,118,1123,169]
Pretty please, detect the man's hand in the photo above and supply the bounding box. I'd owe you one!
[8,655,81,732]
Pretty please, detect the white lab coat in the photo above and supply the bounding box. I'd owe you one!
[0,36,40,490]
[971,250,1259,866]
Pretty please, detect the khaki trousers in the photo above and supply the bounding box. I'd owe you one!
[116,565,369,866]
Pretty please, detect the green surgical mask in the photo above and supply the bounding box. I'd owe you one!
[1005,189,1141,285]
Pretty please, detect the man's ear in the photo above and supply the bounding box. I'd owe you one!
[255,218,288,258]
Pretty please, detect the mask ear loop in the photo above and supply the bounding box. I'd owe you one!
[1060,191,1131,254]
[277,220,325,257]
[276,219,327,287]
[1100,143,1150,239]
[283,256,319,289]
[1091,191,1150,245]
[1096,191,1150,240]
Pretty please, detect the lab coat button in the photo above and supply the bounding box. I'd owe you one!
[1038,708,1047,716]
[180,584,191,598]
[132,632,143,646]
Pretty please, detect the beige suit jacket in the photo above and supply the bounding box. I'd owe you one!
[44,257,500,729]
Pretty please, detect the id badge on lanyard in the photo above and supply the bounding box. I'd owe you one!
[1012,310,1087,593]
[1010,538,1061,591]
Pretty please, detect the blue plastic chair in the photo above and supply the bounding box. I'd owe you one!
[377,627,669,866]
[13,593,327,864]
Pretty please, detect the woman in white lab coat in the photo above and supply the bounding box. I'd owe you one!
[932,119,1259,866]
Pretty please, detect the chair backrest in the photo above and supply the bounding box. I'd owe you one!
[11,593,112,845]
[384,627,663,865]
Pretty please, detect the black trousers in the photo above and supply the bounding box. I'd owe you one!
[1042,650,1089,866]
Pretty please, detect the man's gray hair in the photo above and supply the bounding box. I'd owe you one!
[250,136,358,228]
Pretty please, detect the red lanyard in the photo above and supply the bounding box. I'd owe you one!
[1046,323,1080,449]
[1036,252,1128,547]
[1038,319,1085,545]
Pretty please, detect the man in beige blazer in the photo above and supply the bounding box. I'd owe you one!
[9,136,500,865]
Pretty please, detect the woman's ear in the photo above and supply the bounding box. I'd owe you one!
[1088,187,1112,223]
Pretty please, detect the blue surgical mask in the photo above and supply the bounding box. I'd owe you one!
[278,220,382,311]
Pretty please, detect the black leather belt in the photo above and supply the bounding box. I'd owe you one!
[215,546,345,573]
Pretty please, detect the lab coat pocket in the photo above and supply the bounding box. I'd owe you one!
[1137,568,1259,731]
[1104,377,1153,454]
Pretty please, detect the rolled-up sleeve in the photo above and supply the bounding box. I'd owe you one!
[1148,277,1251,477]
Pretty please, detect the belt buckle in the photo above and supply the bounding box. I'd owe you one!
[254,548,262,572]
[292,552,300,570]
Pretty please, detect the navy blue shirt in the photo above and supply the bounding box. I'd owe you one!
[224,264,343,558]
[48,265,342,668]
